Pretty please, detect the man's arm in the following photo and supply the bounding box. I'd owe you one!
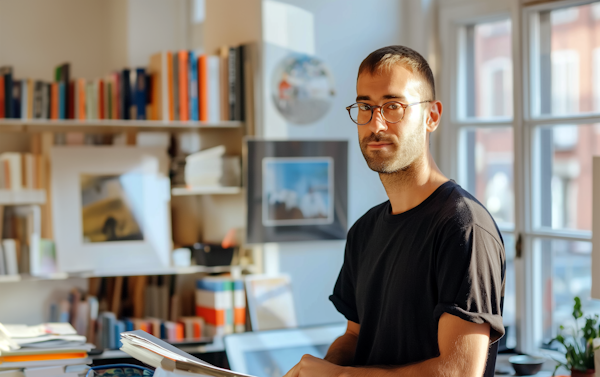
[323,321,360,366]
[284,313,491,377]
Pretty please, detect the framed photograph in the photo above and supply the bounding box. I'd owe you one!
[51,147,172,273]
[246,139,347,243]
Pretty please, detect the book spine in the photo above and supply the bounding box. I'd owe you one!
[178,50,189,121]
[0,76,4,118]
[198,55,207,122]
[167,51,174,121]
[58,82,66,119]
[4,71,13,118]
[68,80,75,119]
[189,51,199,121]
[98,79,105,120]
[20,80,27,119]
[235,45,245,121]
[228,47,236,121]
[135,68,146,120]
[121,69,131,120]
[41,83,50,119]
[27,79,34,119]
[172,53,179,121]
[233,279,246,333]
[50,82,58,120]
[208,56,220,123]
[12,80,21,120]
[61,63,70,118]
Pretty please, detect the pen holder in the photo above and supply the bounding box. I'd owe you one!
[189,243,235,267]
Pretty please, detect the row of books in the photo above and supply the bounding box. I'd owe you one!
[0,44,247,123]
[0,152,43,191]
[195,277,246,337]
[95,313,206,350]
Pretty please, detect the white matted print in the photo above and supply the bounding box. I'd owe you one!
[51,147,172,274]
[245,274,298,331]
[262,157,334,227]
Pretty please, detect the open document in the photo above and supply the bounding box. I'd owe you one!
[120,330,256,377]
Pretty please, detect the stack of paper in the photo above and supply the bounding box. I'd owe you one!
[120,330,255,377]
[0,323,92,373]
[184,145,226,188]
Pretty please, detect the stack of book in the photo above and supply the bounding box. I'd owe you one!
[0,323,92,376]
[0,43,248,122]
[195,276,246,337]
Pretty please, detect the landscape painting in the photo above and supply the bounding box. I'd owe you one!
[262,157,334,226]
[80,173,145,243]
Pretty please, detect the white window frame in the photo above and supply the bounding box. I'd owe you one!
[439,0,600,355]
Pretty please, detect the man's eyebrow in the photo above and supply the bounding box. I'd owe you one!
[355,94,408,102]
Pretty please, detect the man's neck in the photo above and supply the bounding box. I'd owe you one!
[379,152,448,215]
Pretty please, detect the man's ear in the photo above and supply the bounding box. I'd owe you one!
[425,101,443,133]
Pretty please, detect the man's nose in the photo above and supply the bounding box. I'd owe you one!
[368,108,388,134]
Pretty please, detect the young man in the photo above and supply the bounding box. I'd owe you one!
[284,46,505,377]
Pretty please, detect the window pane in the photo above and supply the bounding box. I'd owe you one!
[534,124,600,231]
[462,19,513,119]
[460,127,514,227]
[534,3,600,116]
[538,238,600,342]
[502,233,516,350]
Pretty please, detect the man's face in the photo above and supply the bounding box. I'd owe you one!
[356,65,429,174]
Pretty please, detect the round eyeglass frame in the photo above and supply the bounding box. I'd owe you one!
[345,100,432,125]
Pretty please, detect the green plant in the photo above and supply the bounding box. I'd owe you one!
[550,297,600,376]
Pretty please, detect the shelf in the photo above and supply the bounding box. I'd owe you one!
[0,189,46,205]
[91,337,225,360]
[171,186,242,196]
[0,119,243,133]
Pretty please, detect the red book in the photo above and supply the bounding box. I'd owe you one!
[98,80,105,120]
[0,76,4,118]
[178,50,189,121]
[77,79,86,120]
[198,55,207,122]
[50,83,59,120]
[68,80,75,119]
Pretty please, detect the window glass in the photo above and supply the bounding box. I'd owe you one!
[502,233,516,350]
[460,127,514,227]
[535,124,600,231]
[534,3,600,116]
[462,19,513,119]
[538,238,600,342]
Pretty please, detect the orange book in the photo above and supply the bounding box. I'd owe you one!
[193,321,202,338]
[234,307,245,325]
[198,55,208,122]
[175,322,184,340]
[167,51,174,121]
[178,50,189,121]
[50,83,58,120]
[195,306,225,326]
[77,79,86,120]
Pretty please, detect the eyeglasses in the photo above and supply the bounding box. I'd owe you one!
[345,100,432,125]
[85,364,154,377]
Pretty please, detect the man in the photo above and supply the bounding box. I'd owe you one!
[284,46,505,377]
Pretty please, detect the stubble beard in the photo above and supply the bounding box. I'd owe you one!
[360,123,426,178]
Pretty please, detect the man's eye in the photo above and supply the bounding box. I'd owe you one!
[358,104,371,111]
[387,104,400,110]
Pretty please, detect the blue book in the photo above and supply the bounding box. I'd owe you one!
[160,322,167,339]
[135,68,146,120]
[189,51,199,121]
[58,82,66,119]
[124,319,134,332]
[12,80,21,119]
[115,320,125,349]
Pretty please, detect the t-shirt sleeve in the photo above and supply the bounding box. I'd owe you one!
[329,241,360,324]
[433,223,506,343]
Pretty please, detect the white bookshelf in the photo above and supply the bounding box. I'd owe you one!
[171,186,242,196]
[0,189,46,205]
[0,119,242,133]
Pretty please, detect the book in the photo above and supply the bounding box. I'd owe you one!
[68,80,75,119]
[0,75,4,118]
[0,152,22,190]
[32,81,44,119]
[0,66,13,118]
[121,69,131,120]
[0,244,6,275]
[135,68,146,120]
[198,55,221,123]
[2,239,18,275]
[235,45,245,121]
[58,82,66,119]
[40,83,50,119]
[98,79,105,120]
[172,53,179,121]
[148,52,169,121]
[178,51,189,121]
[12,80,21,120]
[232,280,246,333]
[195,277,233,336]
[120,330,255,377]
[188,51,199,121]
[50,83,58,120]
[58,63,70,118]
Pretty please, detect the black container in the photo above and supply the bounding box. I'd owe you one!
[189,243,235,267]
[508,355,545,376]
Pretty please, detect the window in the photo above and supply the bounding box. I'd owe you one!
[456,18,516,349]
[442,0,600,354]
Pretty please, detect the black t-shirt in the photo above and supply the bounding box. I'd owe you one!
[329,180,505,377]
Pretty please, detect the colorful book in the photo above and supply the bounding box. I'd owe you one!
[178,50,189,121]
[172,53,179,121]
[195,277,234,336]
[189,50,199,121]
[58,82,66,119]
[135,68,146,120]
[233,279,246,333]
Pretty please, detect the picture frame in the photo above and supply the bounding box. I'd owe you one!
[51,146,172,274]
[244,274,298,331]
[245,139,348,244]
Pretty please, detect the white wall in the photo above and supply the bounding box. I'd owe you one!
[259,0,403,327]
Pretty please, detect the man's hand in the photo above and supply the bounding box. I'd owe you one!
[283,354,346,377]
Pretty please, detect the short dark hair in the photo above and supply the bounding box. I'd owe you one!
[357,45,435,100]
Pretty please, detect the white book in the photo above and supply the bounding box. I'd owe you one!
[207,56,221,123]
[2,239,18,275]
[0,153,22,191]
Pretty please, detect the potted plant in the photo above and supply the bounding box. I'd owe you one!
[550,297,600,377]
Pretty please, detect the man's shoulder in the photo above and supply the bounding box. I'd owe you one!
[348,201,388,235]
[437,182,502,243]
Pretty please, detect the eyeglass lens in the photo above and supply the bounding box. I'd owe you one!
[349,103,404,124]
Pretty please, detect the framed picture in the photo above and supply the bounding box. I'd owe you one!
[244,274,298,331]
[51,147,172,274]
[246,139,347,243]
